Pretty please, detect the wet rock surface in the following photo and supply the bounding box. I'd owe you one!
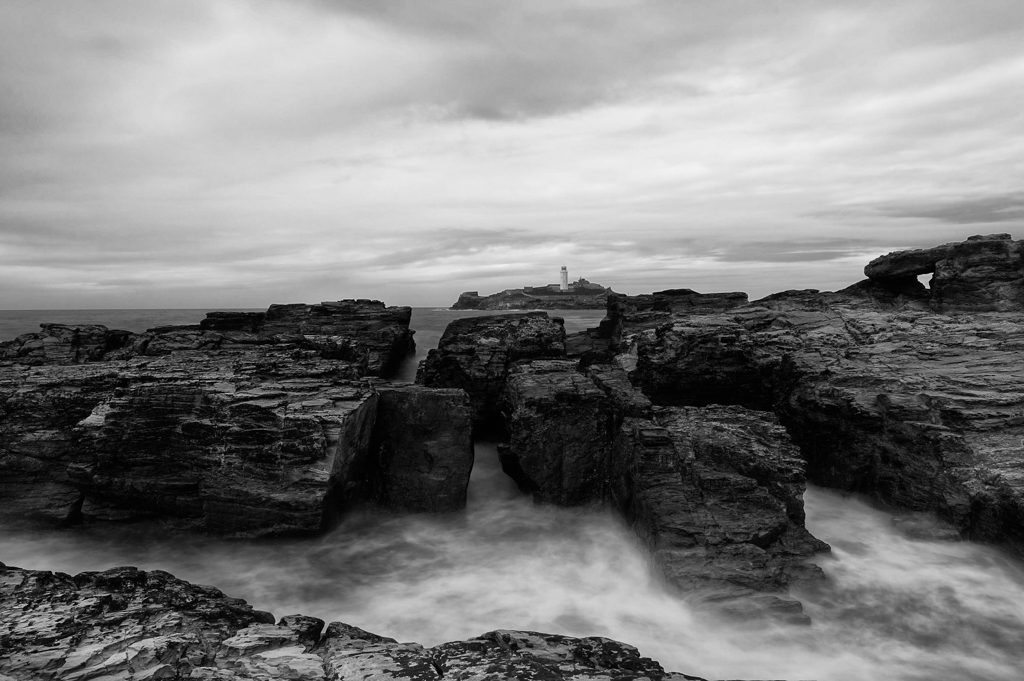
[498,359,827,618]
[0,301,470,536]
[619,238,1024,553]
[367,384,474,512]
[610,408,827,622]
[0,563,709,681]
[416,312,566,432]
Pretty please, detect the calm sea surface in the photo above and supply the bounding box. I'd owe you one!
[1,307,1023,680]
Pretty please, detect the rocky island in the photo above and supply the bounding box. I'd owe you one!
[2,234,1024,679]
[452,266,616,310]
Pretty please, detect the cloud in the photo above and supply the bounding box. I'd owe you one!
[0,0,1022,308]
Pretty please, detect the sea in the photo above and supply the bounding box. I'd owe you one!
[1,308,1023,680]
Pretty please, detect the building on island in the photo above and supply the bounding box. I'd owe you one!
[453,266,616,310]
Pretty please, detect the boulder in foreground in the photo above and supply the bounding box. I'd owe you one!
[0,562,710,681]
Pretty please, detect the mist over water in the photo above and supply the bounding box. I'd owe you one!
[2,446,1023,680]
[2,308,1023,679]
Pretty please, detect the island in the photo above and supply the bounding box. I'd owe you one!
[452,266,616,309]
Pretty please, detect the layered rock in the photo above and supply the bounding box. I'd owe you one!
[416,312,566,432]
[499,359,826,618]
[0,299,415,378]
[565,289,750,365]
[0,301,468,537]
[609,408,827,621]
[622,282,1024,552]
[0,563,709,681]
[864,233,1024,312]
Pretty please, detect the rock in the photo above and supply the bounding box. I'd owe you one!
[259,300,415,377]
[367,384,474,512]
[0,563,274,681]
[0,563,713,681]
[0,299,448,536]
[864,233,1024,312]
[623,287,1024,552]
[501,360,615,503]
[0,346,475,535]
[451,278,616,311]
[608,408,827,622]
[0,324,136,365]
[416,312,566,433]
[497,358,825,617]
[0,299,415,379]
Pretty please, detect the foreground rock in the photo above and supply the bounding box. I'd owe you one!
[0,563,710,681]
[0,301,470,537]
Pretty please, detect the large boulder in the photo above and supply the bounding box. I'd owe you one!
[0,563,711,681]
[416,312,566,433]
[367,384,474,512]
[498,358,825,618]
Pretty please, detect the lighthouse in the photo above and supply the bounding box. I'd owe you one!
[560,265,569,292]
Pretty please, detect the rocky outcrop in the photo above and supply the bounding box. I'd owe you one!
[367,385,474,512]
[564,289,750,365]
[0,323,136,365]
[0,301,468,537]
[623,287,1024,552]
[0,563,709,681]
[610,408,827,622]
[416,313,566,433]
[864,233,1024,312]
[498,359,826,618]
[0,299,415,378]
[452,279,615,311]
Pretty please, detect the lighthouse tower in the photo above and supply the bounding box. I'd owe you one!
[560,265,569,292]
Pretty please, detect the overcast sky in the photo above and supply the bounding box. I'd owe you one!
[1,0,1022,308]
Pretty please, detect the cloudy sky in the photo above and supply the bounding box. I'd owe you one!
[1,0,1022,308]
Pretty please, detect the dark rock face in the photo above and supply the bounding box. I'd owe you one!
[0,302,469,537]
[609,408,827,621]
[416,312,566,432]
[623,290,1024,553]
[864,233,1024,312]
[502,360,617,504]
[368,385,474,512]
[0,323,135,365]
[498,359,825,617]
[0,299,415,378]
[0,563,708,681]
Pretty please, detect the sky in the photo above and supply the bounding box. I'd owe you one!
[1,0,1022,309]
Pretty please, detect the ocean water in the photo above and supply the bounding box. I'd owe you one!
[1,308,1023,680]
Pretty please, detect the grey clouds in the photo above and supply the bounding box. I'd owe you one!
[1,0,1022,307]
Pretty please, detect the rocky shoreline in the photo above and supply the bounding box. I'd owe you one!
[2,234,1024,679]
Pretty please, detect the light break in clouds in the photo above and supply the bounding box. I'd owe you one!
[1,0,1022,308]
